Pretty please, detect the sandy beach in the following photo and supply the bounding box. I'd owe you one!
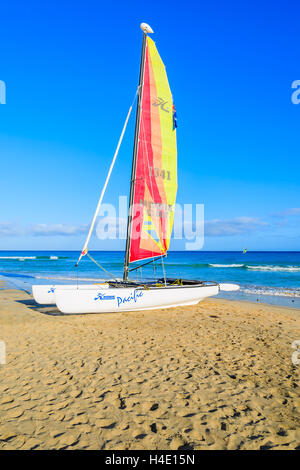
[0,287,299,450]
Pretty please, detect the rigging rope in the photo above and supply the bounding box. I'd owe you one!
[86,253,118,281]
[76,87,139,268]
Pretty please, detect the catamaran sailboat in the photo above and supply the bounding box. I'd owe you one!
[32,23,239,313]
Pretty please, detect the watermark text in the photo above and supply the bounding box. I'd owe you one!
[0,80,6,104]
[292,340,300,365]
[291,80,300,105]
[95,196,204,250]
[0,341,6,365]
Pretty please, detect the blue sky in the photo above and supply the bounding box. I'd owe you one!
[0,0,299,251]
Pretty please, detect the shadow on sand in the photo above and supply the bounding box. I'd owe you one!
[15,298,63,316]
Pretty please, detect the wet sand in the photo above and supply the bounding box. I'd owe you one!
[0,288,299,450]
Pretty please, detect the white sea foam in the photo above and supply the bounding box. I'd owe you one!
[35,275,114,282]
[0,256,36,260]
[209,263,300,272]
[209,264,244,268]
[240,285,300,298]
[0,256,64,261]
[247,265,300,272]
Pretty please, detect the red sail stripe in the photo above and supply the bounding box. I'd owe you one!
[129,43,166,262]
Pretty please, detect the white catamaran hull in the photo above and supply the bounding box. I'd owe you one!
[55,284,219,314]
[32,283,109,305]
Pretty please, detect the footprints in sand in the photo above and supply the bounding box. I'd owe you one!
[0,292,300,449]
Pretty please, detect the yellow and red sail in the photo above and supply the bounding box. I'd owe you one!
[129,36,177,263]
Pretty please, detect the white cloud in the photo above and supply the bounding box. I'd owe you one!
[0,222,88,237]
[272,208,300,217]
[30,224,88,236]
[205,217,268,237]
[0,222,23,236]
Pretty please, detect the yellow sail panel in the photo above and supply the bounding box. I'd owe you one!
[129,36,177,263]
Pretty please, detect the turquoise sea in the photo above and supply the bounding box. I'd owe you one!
[1,251,300,308]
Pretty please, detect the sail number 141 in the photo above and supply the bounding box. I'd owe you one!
[149,166,171,181]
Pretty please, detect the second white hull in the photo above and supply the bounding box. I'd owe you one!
[32,283,109,305]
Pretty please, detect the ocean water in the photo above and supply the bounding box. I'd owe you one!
[0,251,300,308]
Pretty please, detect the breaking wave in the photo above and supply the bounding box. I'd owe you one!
[0,256,68,260]
[209,264,245,268]
[240,285,300,298]
[35,275,109,282]
[208,263,300,272]
[247,265,300,272]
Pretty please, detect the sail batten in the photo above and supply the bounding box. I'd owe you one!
[129,36,177,264]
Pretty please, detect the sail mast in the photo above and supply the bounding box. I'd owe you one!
[123,23,153,281]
